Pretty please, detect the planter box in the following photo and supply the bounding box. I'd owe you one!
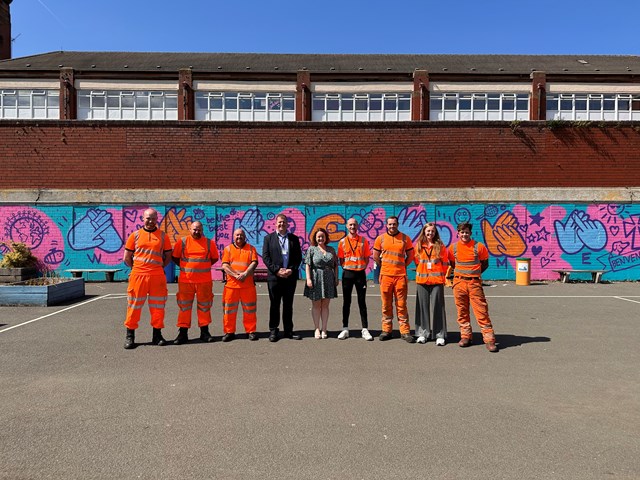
[0,278,85,306]
[0,267,38,283]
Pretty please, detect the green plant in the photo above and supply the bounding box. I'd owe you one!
[0,242,40,269]
[546,119,568,130]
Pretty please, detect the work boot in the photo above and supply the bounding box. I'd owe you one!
[486,342,499,353]
[401,334,416,344]
[124,329,136,350]
[174,327,189,345]
[458,337,472,348]
[379,331,392,341]
[200,326,215,343]
[222,332,236,342]
[151,328,168,346]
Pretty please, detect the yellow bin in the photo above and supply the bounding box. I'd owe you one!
[515,258,531,286]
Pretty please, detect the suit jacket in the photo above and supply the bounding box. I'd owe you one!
[262,231,302,281]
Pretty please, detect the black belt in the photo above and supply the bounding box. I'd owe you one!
[454,275,478,281]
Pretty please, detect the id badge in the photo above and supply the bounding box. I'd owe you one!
[281,249,287,255]
[349,256,358,263]
[427,262,432,270]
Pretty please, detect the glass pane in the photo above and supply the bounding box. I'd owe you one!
[225,96,237,109]
[618,99,630,110]
[267,98,281,110]
[253,97,266,110]
[211,97,223,109]
[327,99,339,110]
[312,99,324,111]
[560,98,572,111]
[239,97,252,110]
[588,98,601,110]
[18,94,30,107]
[136,95,148,108]
[487,96,500,110]
[370,98,382,110]
[107,95,120,108]
[150,96,163,108]
[603,96,615,110]
[398,98,410,110]
[516,97,528,111]
[473,96,486,110]
[355,99,368,111]
[459,95,471,110]
[384,98,396,110]
[342,98,353,110]
[430,98,441,110]
[48,95,59,107]
[78,96,89,108]
[122,95,134,108]
[575,96,587,111]
[93,96,105,108]
[33,95,46,107]
[283,98,294,110]
[502,98,515,110]
[165,96,177,108]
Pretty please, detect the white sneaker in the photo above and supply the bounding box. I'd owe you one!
[435,337,446,346]
[361,328,373,341]
[338,329,349,340]
[416,336,426,344]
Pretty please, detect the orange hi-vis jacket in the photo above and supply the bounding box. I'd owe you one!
[173,236,219,283]
[415,243,449,285]
[221,243,259,288]
[338,234,371,271]
[125,228,172,276]
[374,232,413,277]
[448,240,488,278]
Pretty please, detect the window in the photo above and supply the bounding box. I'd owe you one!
[430,92,530,121]
[546,93,640,121]
[195,92,295,121]
[77,90,178,120]
[0,89,59,119]
[312,93,411,121]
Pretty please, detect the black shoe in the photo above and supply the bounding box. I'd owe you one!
[151,328,168,346]
[248,332,258,341]
[268,330,279,342]
[401,334,416,344]
[174,327,189,345]
[284,332,301,340]
[222,333,235,342]
[199,326,214,343]
[124,329,136,350]
[379,331,392,341]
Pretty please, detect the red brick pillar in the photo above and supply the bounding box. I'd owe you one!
[178,68,194,120]
[60,67,76,120]
[296,70,311,121]
[412,70,429,121]
[530,71,546,121]
[0,0,12,61]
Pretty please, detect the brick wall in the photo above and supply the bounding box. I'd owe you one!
[1,121,639,189]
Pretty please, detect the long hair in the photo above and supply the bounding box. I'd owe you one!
[310,227,330,246]
[415,223,444,258]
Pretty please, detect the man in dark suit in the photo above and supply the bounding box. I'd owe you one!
[262,213,303,342]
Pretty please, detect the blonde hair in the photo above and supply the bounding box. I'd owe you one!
[415,223,444,258]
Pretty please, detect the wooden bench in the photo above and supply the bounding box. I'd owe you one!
[65,268,122,282]
[552,269,605,284]
[217,267,269,283]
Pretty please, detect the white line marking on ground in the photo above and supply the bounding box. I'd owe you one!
[0,294,111,334]
[614,296,640,304]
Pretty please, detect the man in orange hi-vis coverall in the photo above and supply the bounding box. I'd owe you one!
[220,228,259,342]
[448,221,498,353]
[171,221,219,345]
[373,216,415,343]
[123,208,173,350]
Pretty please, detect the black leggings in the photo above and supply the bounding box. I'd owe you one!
[341,269,368,329]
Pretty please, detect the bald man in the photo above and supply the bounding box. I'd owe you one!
[220,229,259,341]
[123,208,173,349]
[171,221,219,345]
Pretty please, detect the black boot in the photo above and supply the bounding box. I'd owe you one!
[124,329,136,350]
[151,328,168,346]
[174,327,189,345]
[200,326,215,343]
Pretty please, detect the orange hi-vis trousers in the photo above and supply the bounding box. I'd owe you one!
[452,277,495,343]
[380,274,410,335]
[125,274,168,330]
[176,281,213,328]
[222,286,257,334]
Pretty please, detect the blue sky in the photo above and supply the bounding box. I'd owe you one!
[9,0,640,59]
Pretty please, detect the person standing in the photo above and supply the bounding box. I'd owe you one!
[171,221,219,344]
[414,223,448,345]
[262,213,303,342]
[373,216,415,343]
[123,208,173,349]
[221,228,259,341]
[337,218,373,341]
[304,228,339,339]
[448,222,498,353]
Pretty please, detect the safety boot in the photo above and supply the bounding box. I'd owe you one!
[173,327,189,345]
[200,326,215,343]
[124,329,136,350]
[151,328,168,346]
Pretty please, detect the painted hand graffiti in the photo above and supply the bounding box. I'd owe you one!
[161,208,193,246]
[481,211,526,257]
[554,210,607,254]
[67,208,123,253]
[232,208,268,248]
[396,206,427,241]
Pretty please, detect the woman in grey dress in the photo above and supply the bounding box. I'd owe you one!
[304,228,339,339]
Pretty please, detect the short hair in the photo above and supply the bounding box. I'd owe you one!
[275,213,288,222]
[310,227,330,246]
[457,222,473,232]
[386,216,399,223]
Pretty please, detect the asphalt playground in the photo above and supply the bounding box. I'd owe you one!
[0,279,639,480]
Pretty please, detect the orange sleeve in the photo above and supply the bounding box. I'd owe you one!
[125,232,136,251]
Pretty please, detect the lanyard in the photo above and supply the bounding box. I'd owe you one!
[279,235,287,250]
[347,236,359,256]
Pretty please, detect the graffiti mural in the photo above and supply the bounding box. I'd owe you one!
[1,203,639,282]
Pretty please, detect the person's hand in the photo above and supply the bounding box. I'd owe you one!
[306,278,313,288]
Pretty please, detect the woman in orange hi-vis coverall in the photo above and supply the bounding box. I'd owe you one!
[123,208,173,350]
[373,216,415,343]
[221,228,259,342]
[414,222,449,345]
[447,221,498,353]
[171,221,219,345]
